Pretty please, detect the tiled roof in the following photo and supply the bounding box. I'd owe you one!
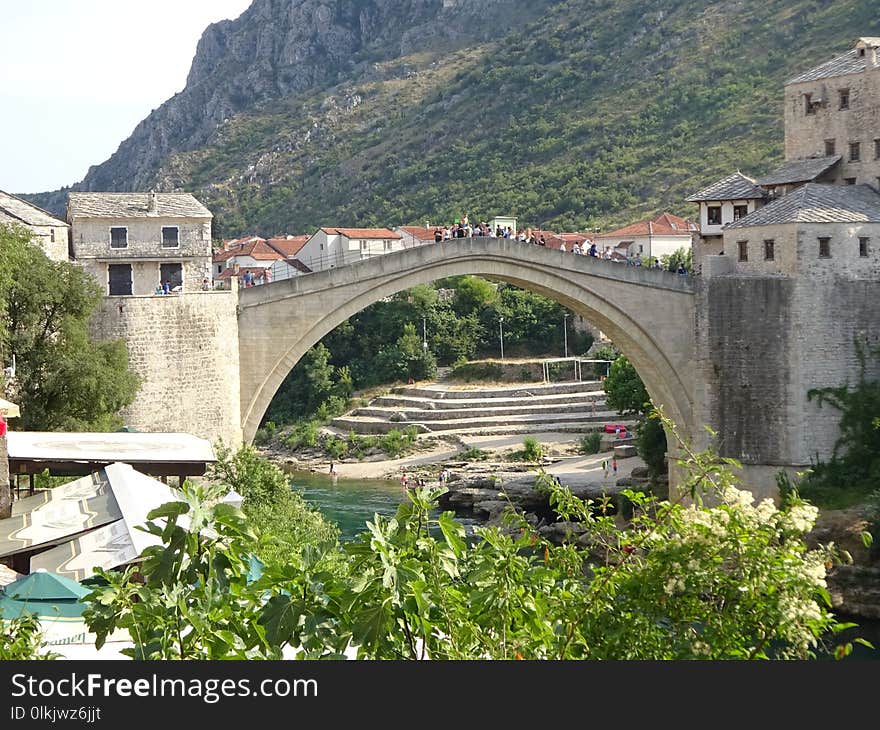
[223,236,265,249]
[0,189,68,227]
[786,39,880,84]
[686,172,767,202]
[267,235,309,257]
[67,192,212,219]
[756,156,840,186]
[213,239,284,262]
[395,226,437,241]
[594,212,696,238]
[725,183,880,228]
[320,227,401,239]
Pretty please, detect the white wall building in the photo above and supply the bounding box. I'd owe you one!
[296,227,403,271]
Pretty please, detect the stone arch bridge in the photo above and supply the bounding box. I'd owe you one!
[237,237,698,451]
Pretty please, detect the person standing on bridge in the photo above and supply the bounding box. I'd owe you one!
[612,456,618,476]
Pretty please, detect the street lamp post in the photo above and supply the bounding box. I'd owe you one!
[499,316,505,361]
[422,316,428,352]
[563,313,569,358]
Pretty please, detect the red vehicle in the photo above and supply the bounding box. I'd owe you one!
[603,423,627,435]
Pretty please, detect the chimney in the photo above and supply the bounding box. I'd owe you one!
[148,191,158,214]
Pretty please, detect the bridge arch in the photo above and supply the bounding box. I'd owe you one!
[237,238,696,445]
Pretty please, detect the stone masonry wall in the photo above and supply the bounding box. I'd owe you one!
[90,291,243,447]
[785,66,880,185]
[698,269,880,499]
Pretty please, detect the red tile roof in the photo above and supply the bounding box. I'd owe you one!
[213,239,285,262]
[320,227,401,239]
[594,212,697,239]
[267,235,309,257]
[222,235,265,249]
[396,226,438,242]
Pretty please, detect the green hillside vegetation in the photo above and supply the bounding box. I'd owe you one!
[152,0,878,238]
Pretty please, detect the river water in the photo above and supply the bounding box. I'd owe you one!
[286,468,414,542]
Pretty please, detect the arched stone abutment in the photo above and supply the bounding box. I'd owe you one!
[237,239,696,445]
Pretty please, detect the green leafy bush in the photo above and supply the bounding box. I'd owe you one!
[579,431,603,454]
[522,436,543,462]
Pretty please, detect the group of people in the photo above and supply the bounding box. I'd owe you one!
[426,215,689,274]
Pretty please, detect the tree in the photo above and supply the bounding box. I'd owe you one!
[661,246,692,273]
[604,353,667,480]
[603,355,650,416]
[0,223,139,432]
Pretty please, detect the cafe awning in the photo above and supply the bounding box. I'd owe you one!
[0,398,19,418]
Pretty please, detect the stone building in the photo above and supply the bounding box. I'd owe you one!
[784,37,880,187]
[0,189,69,261]
[686,172,767,261]
[67,192,213,295]
[687,38,880,492]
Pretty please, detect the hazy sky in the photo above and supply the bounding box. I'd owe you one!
[0,0,253,194]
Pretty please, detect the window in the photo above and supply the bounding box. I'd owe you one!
[738,240,748,262]
[875,139,880,159]
[845,177,857,185]
[50,229,56,243]
[839,88,850,110]
[707,205,722,225]
[108,264,132,295]
[160,263,183,292]
[804,93,816,115]
[763,239,775,261]
[733,204,748,221]
[850,141,861,162]
[383,240,393,251]
[360,240,368,251]
[825,139,836,156]
[818,237,831,258]
[859,237,870,257]
[161,226,179,248]
[110,226,128,249]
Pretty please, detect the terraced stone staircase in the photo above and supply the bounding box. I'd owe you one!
[331,380,635,437]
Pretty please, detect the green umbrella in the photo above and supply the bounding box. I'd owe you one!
[0,569,89,620]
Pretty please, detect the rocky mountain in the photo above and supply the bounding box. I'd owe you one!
[25,0,880,237]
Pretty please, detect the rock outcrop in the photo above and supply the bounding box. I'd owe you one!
[40,0,555,204]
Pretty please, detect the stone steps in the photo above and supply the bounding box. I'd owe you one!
[353,400,604,421]
[369,390,604,410]
[332,377,626,438]
[333,410,629,435]
[390,380,603,400]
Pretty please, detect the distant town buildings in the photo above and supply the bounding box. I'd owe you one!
[296,227,403,271]
[0,189,69,261]
[66,192,213,295]
[591,212,697,261]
